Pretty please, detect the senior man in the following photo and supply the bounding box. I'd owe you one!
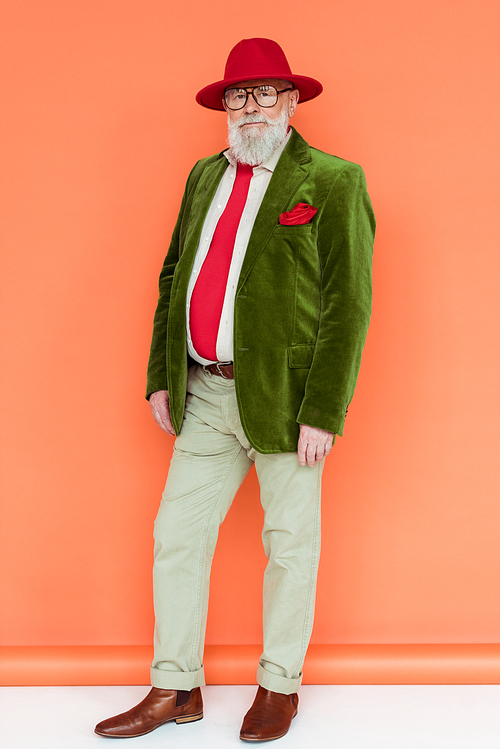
[95,37,375,742]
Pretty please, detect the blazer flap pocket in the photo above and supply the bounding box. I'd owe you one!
[287,344,315,368]
[274,224,313,234]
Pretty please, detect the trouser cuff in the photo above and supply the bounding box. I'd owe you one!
[150,665,205,690]
[257,662,302,695]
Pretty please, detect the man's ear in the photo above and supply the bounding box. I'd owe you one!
[289,89,299,117]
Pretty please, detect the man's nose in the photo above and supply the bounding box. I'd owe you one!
[243,96,260,114]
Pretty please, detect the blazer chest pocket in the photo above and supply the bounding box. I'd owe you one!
[287,344,315,368]
[273,224,313,235]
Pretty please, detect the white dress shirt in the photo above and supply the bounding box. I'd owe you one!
[186,130,291,365]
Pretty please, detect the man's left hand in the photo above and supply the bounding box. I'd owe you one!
[298,424,334,467]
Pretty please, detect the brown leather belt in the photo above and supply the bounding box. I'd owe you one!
[204,362,234,379]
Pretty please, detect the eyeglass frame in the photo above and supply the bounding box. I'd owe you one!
[223,84,294,110]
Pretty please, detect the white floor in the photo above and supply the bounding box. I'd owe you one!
[1,684,500,748]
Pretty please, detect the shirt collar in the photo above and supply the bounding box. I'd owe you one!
[224,128,292,173]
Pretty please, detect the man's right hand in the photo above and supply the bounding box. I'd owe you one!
[149,390,175,436]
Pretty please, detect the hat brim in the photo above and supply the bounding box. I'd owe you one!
[196,74,323,111]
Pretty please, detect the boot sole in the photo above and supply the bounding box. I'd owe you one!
[239,730,290,742]
[94,711,203,738]
[176,711,204,724]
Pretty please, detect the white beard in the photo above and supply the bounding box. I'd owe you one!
[227,106,289,166]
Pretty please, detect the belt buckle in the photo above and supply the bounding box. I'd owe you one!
[215,362,229,379]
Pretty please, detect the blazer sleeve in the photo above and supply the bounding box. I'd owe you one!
[296,163,375,436]
[145,162,200,399]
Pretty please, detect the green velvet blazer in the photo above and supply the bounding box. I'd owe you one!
[146,128,375,453]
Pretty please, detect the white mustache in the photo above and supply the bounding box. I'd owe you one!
[237,114,275,128]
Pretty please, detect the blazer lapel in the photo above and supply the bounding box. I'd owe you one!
[172,155,228,331]
[238,129,311,289]
[181,154,228,265]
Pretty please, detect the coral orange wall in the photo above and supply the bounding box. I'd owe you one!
[1,0,499,654]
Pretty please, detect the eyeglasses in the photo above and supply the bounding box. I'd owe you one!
[223,85,293,110]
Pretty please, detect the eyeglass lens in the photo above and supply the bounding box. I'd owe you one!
[224,85,279,109]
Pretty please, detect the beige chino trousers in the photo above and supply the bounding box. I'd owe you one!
[151,364,323,695]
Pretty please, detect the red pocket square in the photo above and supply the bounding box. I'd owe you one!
[279,203,317,225]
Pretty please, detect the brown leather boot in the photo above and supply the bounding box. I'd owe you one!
[239,686,298,742]
[94,687,203,738]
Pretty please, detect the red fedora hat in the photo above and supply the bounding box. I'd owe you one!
[196,38,323,111]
